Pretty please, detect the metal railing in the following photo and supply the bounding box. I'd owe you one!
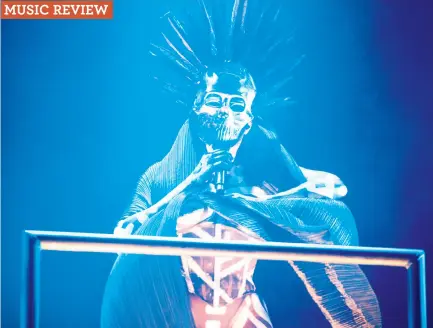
[21,230,427,328]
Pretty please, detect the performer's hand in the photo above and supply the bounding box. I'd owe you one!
[113,222,134,236]
[191,150,234,184]
[113,216,140,255]
[113,211,148,236]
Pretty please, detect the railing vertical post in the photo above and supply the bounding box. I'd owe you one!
[21,233,40,328]
[408,253,427,328]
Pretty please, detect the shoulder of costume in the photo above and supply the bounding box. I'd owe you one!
[139,119,198,191]
[152,119,196,167]
[299,166,348,199]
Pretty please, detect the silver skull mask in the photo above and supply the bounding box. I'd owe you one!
[192,65,256,149]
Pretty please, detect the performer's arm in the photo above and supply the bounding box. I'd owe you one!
[279,144,347,200]
[113,163,156,236]
[114,150,233,235]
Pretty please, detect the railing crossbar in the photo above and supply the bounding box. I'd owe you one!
[21,230,427,328]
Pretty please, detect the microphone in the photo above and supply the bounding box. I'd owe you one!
[208,142,233,194]
[215,170,226,193]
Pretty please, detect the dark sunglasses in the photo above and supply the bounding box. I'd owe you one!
[203,92,246,112]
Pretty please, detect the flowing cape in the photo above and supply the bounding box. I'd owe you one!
[101,121,382,328]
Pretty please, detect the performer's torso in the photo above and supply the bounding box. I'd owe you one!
[177,208,260,306]
[177,206,273,328]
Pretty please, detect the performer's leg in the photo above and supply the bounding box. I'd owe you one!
[230,294,273,328]
[189,294,273,328]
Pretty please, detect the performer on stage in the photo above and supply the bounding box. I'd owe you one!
[101,1,382,327]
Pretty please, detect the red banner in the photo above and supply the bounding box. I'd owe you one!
[1,1,113,19]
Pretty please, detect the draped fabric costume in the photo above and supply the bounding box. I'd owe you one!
[101,1,382,326]
[100,120,382,327]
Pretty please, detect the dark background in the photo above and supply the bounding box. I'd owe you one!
[2,0,432,327]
